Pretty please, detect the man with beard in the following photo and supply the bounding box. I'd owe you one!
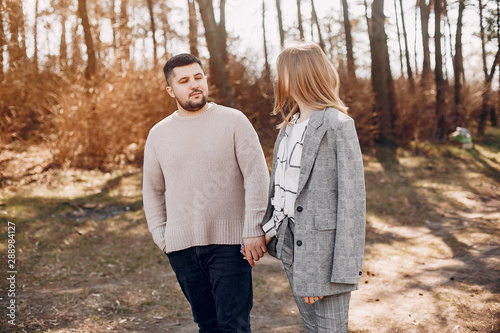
[142,53,269,332]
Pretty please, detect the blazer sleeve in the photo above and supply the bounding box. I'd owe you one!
[331,117,366,284]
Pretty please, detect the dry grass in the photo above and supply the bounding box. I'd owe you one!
[0,127,499,332]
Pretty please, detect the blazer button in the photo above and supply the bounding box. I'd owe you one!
[296,206,303,212]
[296,240,302,246]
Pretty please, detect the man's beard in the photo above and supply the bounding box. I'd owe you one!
[178,93,207,112]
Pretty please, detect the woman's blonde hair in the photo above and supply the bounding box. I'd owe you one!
[273,41,347,128]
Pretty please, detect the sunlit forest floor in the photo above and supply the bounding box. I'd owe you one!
[0,128,499,333]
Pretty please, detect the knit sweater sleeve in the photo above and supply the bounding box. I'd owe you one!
[142,130,167,251]
[234,113,270,238]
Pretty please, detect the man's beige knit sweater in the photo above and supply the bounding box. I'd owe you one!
[143,103,270,254]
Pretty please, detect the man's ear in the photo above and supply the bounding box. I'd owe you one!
[166,86,175,98]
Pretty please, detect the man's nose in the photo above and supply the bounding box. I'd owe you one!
[190,79,200,89]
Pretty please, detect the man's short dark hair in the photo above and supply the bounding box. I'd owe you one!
[163,53,203,85]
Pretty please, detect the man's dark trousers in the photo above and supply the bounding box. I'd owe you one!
[166,244,252,333]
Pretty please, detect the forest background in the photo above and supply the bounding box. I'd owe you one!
[0,0,499,332]
[1,0,499,168]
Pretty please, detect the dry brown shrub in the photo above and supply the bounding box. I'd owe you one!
[224,55,277,148]
[393,78,437,145]
[0,65,58,144]
[50,68,176,170]
[340,78,377,147]
[394,78,487,146]
[1,57,496,172]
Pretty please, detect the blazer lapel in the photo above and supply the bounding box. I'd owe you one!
[296,108,327,198]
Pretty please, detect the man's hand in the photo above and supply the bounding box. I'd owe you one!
[304,296,324,305]
[264,234,273,244]
[241,236,267,267]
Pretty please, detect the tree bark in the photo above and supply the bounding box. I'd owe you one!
[297,0,304,40]
[0,0,5,79]
[70,15,82,73]
[159,0,171,59]
[310,0,325,51]
[276,0,285,49]
[218,0,228,64]
[196,0,236,108]
[434,0,448,141]
[414,2,418,76]
[369,0,397,145]
[262,0,271,84]
[419,0,431,84]
[399,0,414,88]
[478,50,499,134]
[453,0,465,128]
[119,0,130,66]
[60,8,68,71]
[478,0,500,134]
[110,0,117,52]
[341,0,356,81]
[187,0,199,57]
[78,0,97,79]
[33,0,39,71]
[492,0,499,127]
[393,0,405,78]
[145,0,158,66]
[6,0,26,69]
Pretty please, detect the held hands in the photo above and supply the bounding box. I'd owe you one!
[264,234,273,244]
[241,236,267,267]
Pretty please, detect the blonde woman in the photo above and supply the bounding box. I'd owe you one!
[260,41,366,332]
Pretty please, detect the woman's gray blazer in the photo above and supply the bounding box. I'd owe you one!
[262,107,366,297]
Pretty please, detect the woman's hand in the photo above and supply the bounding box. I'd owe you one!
[304,296,324,305]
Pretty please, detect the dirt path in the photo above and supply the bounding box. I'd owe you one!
[0,138,499,332]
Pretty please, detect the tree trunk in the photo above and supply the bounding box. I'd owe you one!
[33,0,39,71]
[119,0,130,66]
[478,50,499,134]
[218,0,228,64]
[492,0,499,127]
[196,0,236,108]
[310,0,325,51]
[6,0,26,69]
[453,0,465,128]
[78,0,97,79]
[393,0,405,78]
[434,0,448,141]
[445,14,453,82]
[276,0,285,49]
[159,1,171,60]
[0,0,5,79]
[262,0,271,84]
[145,0,158,67]
[478,0,500,134]
[60,8,68,71]
[187,0,199,57]
[419,0,431,84]
[296,0,304,40]
[342,0,356,81]
[369,0,397,145]
[399,0,414,88]
[57,0,71,71]
[70,16,82,73]
[110,0,117,53]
